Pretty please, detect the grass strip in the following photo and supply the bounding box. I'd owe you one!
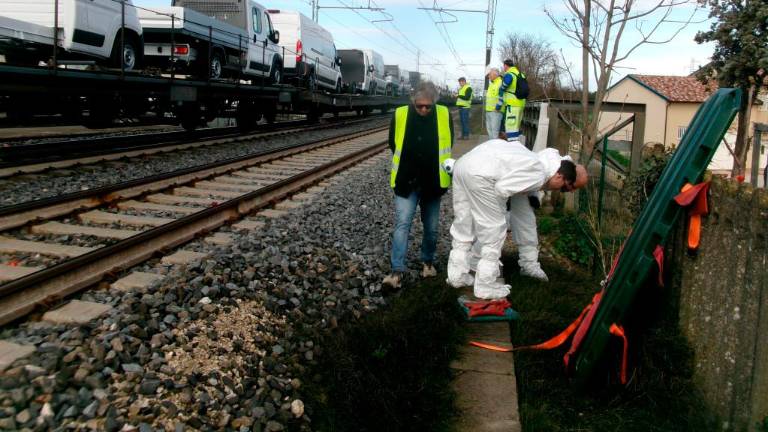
[305,278,465,432]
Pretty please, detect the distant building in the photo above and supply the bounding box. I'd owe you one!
[600,74,768,178]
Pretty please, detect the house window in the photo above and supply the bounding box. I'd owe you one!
[677,126,687,140]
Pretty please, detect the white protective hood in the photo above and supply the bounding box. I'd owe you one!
[455,139,568,197]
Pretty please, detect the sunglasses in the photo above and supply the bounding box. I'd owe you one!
[415,104,433,110]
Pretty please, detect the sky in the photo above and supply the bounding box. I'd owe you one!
[132,0,715,91]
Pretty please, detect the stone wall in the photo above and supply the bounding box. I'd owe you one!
[668,177,768,431]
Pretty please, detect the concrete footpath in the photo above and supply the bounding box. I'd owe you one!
[449,129,522,431]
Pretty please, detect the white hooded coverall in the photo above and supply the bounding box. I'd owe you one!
[447,139,568,299]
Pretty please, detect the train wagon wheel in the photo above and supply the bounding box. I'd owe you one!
[178,102,201,131]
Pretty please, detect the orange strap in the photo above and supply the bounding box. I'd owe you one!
[674,182,710,251]
[609,323,628,385]
[469,291,599,353]
[653,245,664,287]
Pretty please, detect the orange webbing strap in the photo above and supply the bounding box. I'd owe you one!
[469,291,600,353]
[653,245,665,287]
[564,291,604,368]
[674,182,710,251]
[609,323,628,384]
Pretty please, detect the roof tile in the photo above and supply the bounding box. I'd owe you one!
[631,74,717,102]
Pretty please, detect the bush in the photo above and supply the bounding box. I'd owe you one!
[538,215,556,235]
[553,213,594,266]
[626,150,673,216]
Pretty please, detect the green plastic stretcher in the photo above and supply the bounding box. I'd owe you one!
[570,88,741,386]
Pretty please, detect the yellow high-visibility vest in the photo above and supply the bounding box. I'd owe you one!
[485,77,502,112]
[456,84,472,108]
[502,66,526,108]
[391,105,452,189]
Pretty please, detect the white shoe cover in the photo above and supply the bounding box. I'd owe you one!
[447,249,472,287]
[474,283,511,300]
[446,273,475,288]
[520,264,549,282]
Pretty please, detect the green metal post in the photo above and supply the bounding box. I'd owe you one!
[597,136,607,227]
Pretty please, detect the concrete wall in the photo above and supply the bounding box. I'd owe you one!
[666,103,700,148]
[668,177,768,431]
[602,78,668,145]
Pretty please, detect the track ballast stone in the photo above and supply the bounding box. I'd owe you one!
[0,119,388,208]
[0,152,455,431]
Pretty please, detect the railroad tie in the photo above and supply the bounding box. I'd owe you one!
[30,221,138,240]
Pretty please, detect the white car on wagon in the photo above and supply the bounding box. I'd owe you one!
[267,10,342,93]
[0,0,143,70]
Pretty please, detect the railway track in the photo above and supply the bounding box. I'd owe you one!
[0,115,384,176]
[0,125,388,325]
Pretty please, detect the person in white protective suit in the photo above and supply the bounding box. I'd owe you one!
[446,138,588,299]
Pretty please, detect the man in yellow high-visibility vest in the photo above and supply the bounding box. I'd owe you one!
[383,81,455,290]
[496,59,527,141]
[485,67,503,139]
[456,77,473,140]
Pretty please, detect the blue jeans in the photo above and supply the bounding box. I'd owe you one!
[459,108,470,138]
[391,191,442,272]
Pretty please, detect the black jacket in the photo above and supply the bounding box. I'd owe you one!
[388,105,454,199]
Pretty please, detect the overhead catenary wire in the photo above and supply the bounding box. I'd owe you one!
[417,0,472,78]
[319,0,447,77]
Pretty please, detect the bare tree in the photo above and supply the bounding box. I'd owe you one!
[545,0,702,161]
[497,33,564,99]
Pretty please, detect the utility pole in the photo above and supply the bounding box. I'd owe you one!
[311,0,319,23]
[417,0,497,88]
[419,1,498,128]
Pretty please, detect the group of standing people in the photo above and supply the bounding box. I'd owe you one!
[382,59,588,300]
[456,59,529,143]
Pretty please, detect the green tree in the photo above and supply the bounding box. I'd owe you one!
[695,0,768,177]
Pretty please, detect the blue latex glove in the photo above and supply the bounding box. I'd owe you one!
[494,103,503,111]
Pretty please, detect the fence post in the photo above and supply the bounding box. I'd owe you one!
[598,136,607,227]
[750,123,761,187]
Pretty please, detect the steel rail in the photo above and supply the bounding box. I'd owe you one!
[0,132,388,325]
[0,125,388,231]
[0,115,384,176]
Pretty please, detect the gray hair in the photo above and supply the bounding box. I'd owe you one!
[411,81,439,104]
[487,67,500,74]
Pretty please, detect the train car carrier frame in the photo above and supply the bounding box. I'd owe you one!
[0,64,409,130]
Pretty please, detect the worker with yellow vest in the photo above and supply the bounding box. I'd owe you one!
[485,66,503,139]
[456,77,473,140]
[496,59,528,141]
[383,81,455,290]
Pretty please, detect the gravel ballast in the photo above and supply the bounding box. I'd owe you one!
[0,151,457,431]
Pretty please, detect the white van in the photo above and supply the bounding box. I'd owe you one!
[338,49,374,94]
[363,49,387,95]
[267,10,342,93]
[0,0,143,70]
[140,0,283,82]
